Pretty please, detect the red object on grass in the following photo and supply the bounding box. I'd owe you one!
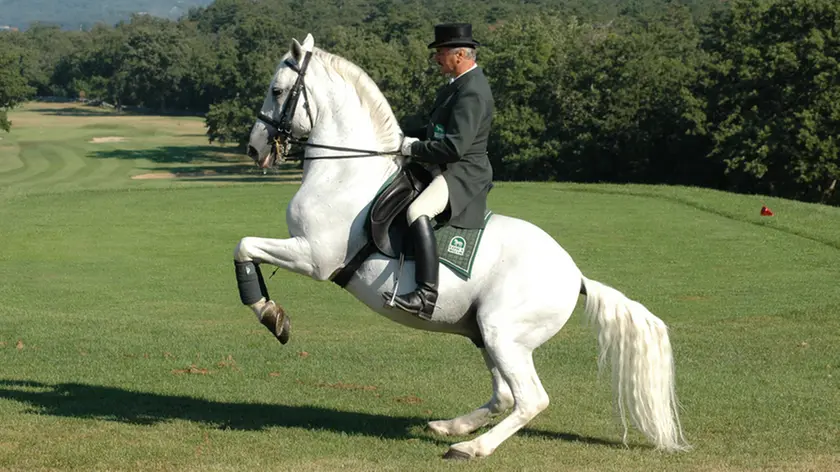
[760,205,774,216]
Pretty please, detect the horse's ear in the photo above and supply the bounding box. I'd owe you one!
[290,34,315,63]
[302,33,315,51]
[290,38,305,63]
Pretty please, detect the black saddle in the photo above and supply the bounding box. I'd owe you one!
[368,162,450,258]
[332,163,450,289]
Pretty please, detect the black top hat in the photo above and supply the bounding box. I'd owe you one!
[428,23,480,49]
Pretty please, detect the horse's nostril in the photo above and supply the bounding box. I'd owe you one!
[247,146,258,158]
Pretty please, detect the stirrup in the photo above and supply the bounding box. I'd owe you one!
[384,251,406,308]
[390,287,437,320]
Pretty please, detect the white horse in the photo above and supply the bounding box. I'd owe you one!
[234,33,690,459]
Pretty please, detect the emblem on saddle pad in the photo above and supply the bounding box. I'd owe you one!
[447,236,466,256]
[434,211,493,280]
[433,124,445,140]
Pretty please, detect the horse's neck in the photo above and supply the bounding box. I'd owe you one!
[300,82,401,203]
[291,80,401,255]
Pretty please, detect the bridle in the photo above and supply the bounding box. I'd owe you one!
[256,50,401,165]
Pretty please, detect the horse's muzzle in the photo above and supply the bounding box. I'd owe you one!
[247,145,260,160]
[248,143,276,169]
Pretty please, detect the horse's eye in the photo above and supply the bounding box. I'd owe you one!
[272,89,283,97]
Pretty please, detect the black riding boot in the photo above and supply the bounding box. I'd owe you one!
[383,216,439,320]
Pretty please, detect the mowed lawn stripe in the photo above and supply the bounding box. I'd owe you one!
[0,139,55,184]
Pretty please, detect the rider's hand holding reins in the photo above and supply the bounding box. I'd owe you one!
[400,137,419,156]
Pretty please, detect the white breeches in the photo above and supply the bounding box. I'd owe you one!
[407,174,449,225]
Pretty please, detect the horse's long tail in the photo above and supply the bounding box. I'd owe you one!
[581,276,691,452]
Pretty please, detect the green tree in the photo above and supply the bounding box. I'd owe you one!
[0,44,35,131]
[206,97,256,145]
[50,24,132,108]
[117,15,190,111]
[703,0,840,203]
[17,24,86,96]
[549,8,712,184]
[482,9,711,184]
[196,0,294,145]
[480,16,574,179]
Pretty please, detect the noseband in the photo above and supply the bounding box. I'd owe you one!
[256,51,400,164]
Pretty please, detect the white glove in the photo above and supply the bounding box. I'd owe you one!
[400,137,419,156]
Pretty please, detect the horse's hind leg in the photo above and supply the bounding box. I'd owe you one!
[443,339,549,459]
[427,349,514,436]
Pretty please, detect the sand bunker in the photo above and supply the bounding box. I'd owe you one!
[132,172,176,180]
[89,136,126,143]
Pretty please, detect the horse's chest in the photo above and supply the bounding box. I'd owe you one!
[286,187,358,242]
[286,191,333,236]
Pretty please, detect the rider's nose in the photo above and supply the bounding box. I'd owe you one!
[248,145,259,159]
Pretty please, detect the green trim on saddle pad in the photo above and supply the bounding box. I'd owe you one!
[435,210,493,280]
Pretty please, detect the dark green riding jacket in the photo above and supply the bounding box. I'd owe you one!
[406,66,495,229]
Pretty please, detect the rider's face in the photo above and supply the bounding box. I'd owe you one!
[433,47,461,76]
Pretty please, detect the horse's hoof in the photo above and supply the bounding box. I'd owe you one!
[426,421,448,436]
[260,301,290,345]
[443,448,473,460]
[278,313,291,345]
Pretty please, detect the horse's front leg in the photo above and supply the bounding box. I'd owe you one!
[233,236,321,344]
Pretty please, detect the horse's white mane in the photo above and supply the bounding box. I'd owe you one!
[311,47,403,151]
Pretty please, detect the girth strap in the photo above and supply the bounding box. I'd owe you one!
[332,240,378,288]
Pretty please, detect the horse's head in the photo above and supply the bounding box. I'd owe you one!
[248,34,318,168]
[247,33,403,173]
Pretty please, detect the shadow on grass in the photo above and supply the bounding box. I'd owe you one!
[89,144,305,184]
[177,175,303,184]
[147,164,266,175]
[28,107,125,117]
[0,379,433,440]
[130,161,302,183]
[165,165,302,183]
[0,379,622,449]
[90,145,238,164]
[517,429,631,449]
[30,105,204,118]
[145,164,299,176]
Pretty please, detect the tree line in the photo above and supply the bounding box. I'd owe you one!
[1,0,838,205]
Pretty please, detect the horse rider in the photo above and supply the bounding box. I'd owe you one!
[383,23,496,320]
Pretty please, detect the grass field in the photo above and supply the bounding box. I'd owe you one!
[1,102,838,471]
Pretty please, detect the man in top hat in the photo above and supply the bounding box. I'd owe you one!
[383,23,495,320]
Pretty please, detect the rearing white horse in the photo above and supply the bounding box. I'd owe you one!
[234,33,690,459]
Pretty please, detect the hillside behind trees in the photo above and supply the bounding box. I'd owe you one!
[0,0,214,30]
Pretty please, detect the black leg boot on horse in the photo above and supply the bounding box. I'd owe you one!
[384,215,439,320]
[234,260,291,344]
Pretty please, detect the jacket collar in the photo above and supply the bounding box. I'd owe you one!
[449,63,478,84]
